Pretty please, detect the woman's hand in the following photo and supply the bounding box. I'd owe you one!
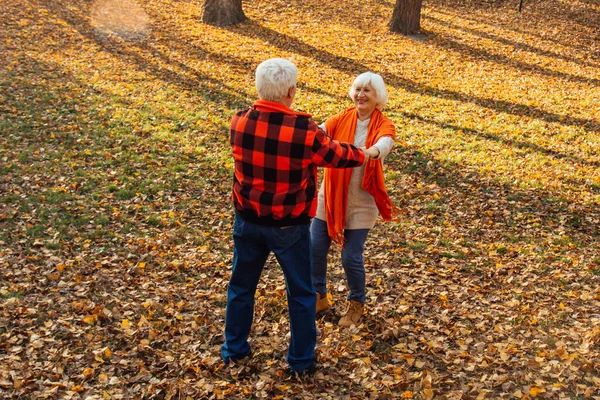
[363,146,380,159]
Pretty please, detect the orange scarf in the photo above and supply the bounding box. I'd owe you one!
[323,108,397,243]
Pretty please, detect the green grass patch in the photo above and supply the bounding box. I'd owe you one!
[115,188,136,200]
[0,290,23,300]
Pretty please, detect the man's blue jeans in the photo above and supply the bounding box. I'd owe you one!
[311,218,370,304]
[221,214,316,372]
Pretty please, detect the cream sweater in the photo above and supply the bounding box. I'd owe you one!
[315,118,394,230]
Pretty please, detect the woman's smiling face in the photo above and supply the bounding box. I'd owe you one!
[352,83,377,117]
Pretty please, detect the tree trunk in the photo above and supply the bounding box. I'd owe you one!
[202,0,246,27]
[389,0,423,35]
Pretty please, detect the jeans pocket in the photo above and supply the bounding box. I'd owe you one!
[272,225,303,248]
[233,215,246,238]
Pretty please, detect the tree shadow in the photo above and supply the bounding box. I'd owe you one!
[427,29,599,86]
[388,144,599,243]
[229,20,599,134]
[2,48,234,248]
[39,0,599,135]
[519,0,600,30]
[430,6,599,57]
[280,0,391,30]
[433,0,600,31]
[400,111,600,169]
[39,0,252,111]
[427,13,600,74]
[298,83,346,102]
[28,0,599,235]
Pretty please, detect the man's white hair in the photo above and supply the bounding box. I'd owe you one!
[255,58,298,101]
[349,72,388,108]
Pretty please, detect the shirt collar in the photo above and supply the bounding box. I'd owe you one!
[253,99,312,118]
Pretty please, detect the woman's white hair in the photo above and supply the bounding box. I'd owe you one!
[349,72,388,108]
[255,58,298,101]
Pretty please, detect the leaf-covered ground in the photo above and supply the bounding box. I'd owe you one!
[1,0,599,398]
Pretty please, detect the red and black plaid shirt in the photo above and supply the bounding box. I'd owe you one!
[231,99,365,226]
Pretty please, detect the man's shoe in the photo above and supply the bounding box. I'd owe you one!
[316,292,331,314]
[289,362,316,381]
[223,349,253,366]
[339,300,364,327]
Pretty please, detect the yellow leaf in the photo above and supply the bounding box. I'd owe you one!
[530,386,544,397]
[103,348,112,358]
[138,315,149,327]
[83,367,94,378]
[83,315,97,325]
[71,385,84,392]
[401,391,413,399]
[121,319,131,329]
[422,388,434,400]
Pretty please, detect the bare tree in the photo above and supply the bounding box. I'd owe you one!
[202,0,246,27]
[389,0,423,35]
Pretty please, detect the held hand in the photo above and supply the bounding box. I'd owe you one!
[364,146,380,160]
[360,147,370,160]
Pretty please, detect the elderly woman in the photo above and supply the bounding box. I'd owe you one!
[312,72,396,327]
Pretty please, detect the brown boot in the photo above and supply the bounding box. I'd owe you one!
[339,300,364,327]
[316,292,331,314]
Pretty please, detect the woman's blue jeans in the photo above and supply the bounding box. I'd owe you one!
[221,214,316,373]
[310,218,370,304]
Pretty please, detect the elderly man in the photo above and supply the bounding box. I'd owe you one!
[221,58,378,376]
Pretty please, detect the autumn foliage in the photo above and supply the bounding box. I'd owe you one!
[0,0,599,398]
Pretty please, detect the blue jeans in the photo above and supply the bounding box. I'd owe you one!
[221,214,316,372]
[311,218,370,304]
